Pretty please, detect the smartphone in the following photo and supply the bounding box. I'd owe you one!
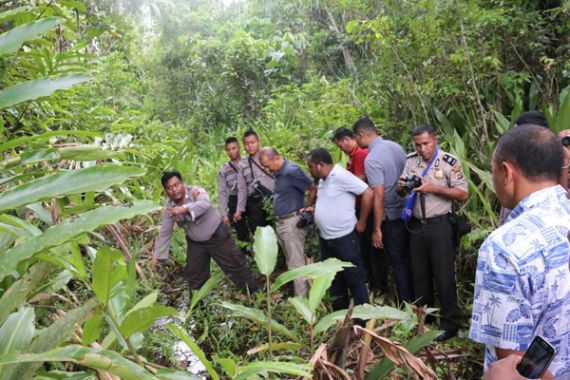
[516,335,556,378]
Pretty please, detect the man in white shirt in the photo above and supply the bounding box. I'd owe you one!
[304,148,373,311]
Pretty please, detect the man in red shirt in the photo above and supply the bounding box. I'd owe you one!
[333,127,388,296]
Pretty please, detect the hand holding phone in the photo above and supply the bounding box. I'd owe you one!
[516,336,556,379]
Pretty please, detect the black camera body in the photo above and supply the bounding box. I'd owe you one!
[251,179,273,199]
[296,212,314,228]
[400,174,422,195]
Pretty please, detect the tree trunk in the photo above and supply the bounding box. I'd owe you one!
[324,6,357,75]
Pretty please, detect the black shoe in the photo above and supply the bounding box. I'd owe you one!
[434,329,458,342]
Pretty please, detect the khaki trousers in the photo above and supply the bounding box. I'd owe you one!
[276,215,308,297]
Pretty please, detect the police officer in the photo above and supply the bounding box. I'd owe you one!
[151,171,258,294]
[398,124,468,342]
[234,130,275,234]
[218,137,249,246]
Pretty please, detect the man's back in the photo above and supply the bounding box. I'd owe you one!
[470,185,570,378]
[365,137,406,219]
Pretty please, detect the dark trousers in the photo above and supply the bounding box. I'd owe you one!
[245,195,271,236]
[228,195,250,243]
[186,222,257,291]
[320,231,370,310]
[378,219,414,303]
[409,218,460,331]
[357,211,388,293]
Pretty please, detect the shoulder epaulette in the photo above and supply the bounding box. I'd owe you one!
[442,153,458,166]
[407,152,418,158]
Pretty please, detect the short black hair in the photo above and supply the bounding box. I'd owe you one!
[332,127,354,142]
[412,124,435,137]
[242,129,259,141]
[161,171,182,188]
[308,148,333,165]
[494,124,562,182]
[225,137,239,145]
[352,117,377,135]
[514,111,549,128]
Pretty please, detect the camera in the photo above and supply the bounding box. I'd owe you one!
[296,212,314,228]
[562,135,570,147]
[399,174,422,195]
[251,179,273,199]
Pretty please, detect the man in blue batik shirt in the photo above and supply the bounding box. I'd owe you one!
[470,124,570,379]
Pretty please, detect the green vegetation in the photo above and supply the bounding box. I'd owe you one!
[1,0,570,378]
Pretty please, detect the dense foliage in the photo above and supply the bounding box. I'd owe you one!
[2,0,570,378]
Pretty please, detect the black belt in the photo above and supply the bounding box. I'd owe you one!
[275,210,301,222]
[411,214,448,225]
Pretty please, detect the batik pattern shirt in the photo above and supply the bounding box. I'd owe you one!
[469,185,570,378]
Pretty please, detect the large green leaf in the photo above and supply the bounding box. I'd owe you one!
[187,272,222,318]
[0,201,160,282]
[289,297,312,324]
[0,345,155,380]
[0,214,42,239]
[219,302,298,341]
[0,130,101,154]
[348,304,411,321]
[555,86,570,133]
[10,299,98,380]
[0,214,48,267]
[0,307,35,380]
[0,165,144,213]
[253,226,278,276]
[97,291,158,349]
[213,356,236,378]
[0,74,90,110]
[2,146,121,169]
[155,369,202,380]
[126,291,159,316]
[234,361,313,380]
[314,304,410,336]
[0,17,63,56]
[0,262,52,325]
[271,258,352,292]
[308,273,335,315]
[82,315,104,346]
[166,324,220,380]
[25,203,53,225]
[119,305,175,339]
[92,248,127,306]
[364,330,441,380]
[0,6,31,23]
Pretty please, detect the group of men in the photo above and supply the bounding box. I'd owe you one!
[152,116,469,342]
[151,112,570,379]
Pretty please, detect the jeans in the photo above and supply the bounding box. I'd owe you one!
[379,218,414,303]
[319,230,370,310]
[357,210,389,292]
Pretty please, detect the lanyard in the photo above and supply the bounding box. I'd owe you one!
[421,145,439,177]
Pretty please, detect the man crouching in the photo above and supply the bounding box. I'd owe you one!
[151,171,258,293]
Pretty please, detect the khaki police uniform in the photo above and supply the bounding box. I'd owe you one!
[401,149,468,332]
[218,159,249,243]
[153,186,257,291]
[236,155,275,234]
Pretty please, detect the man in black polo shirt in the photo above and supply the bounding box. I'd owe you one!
[259,147,313,297]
